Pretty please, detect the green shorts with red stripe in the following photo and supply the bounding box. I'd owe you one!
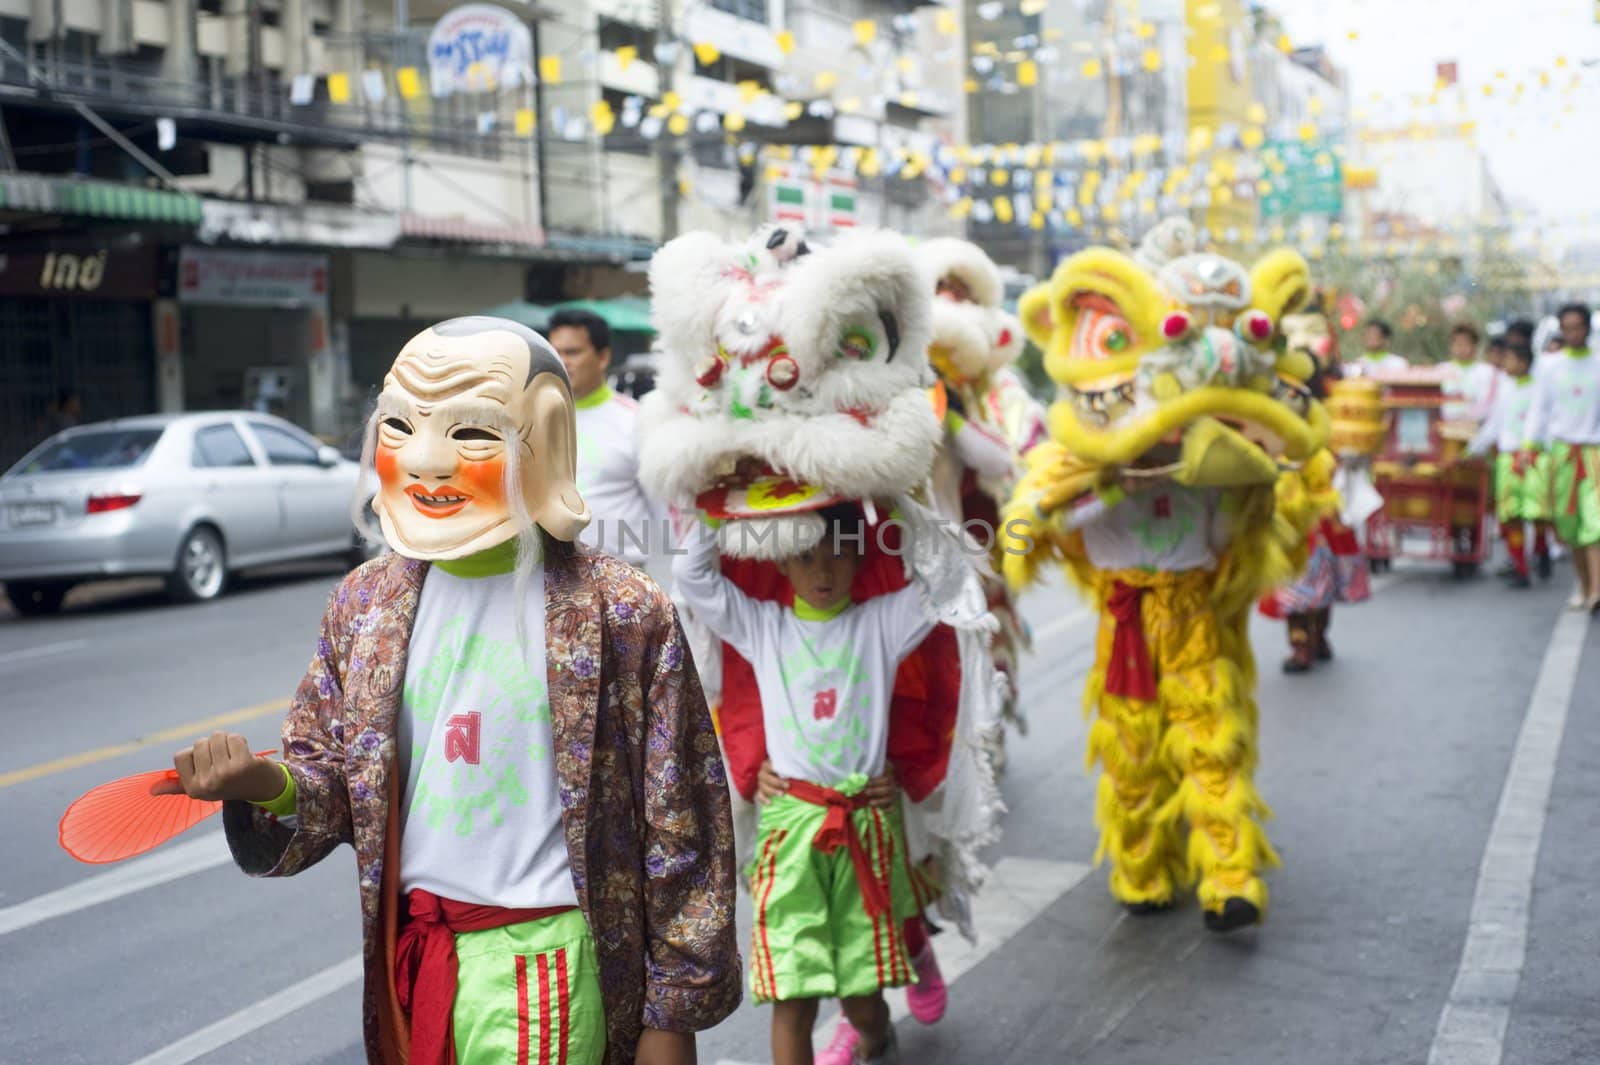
[746,779,922,1004]
[452,908,605,1065]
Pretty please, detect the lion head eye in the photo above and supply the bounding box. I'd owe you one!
[839,326,877,361]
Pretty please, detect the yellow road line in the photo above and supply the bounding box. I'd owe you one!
[0,697,290,790]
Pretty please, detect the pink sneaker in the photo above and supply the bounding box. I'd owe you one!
[905,944,947,1024]
[817,1015,860,1065]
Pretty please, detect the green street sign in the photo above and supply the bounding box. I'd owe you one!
[1259,139,1343,219]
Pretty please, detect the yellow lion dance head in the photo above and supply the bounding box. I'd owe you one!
[1003,218,1330,591]
[1018,216,1328,489]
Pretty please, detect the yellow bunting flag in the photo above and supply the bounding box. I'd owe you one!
[514,108,536,137]
[1030,211,1045,230]
[667,112,689,136]
[784,101,804,120]
[539,55,562,84]
[853,20,876,46]
[815,70,838,92]
[950,197,973,219]
[899,91,919,108]
[615,45,637,70]
[839,97,861,113]
[738,80,761,103]
[724,111,746,132]
[1018,60,1038,86]
[1136,21,1156,39]
[1277,34,1293,53]
[859,149,881,178]
[1247,101,1267,124]
[776,30,795,54]
[328,72,351,104]
[591,100,614,135]
[1081,58,1103,79]
[992,168,1010,186]
[994,197,1014,224]
[396,67,421,100]
[1241,126,1265,149]
[1067,207,1083,225]
[935,10,957,35]
[1142,49,1161,72]
[693,42,720,66]
[1021,0,1048,13]
[964,78,979,93]
[1298,122,1317,142]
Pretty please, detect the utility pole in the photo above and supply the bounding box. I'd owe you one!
[657,0,680,240]
[397,0,412,212]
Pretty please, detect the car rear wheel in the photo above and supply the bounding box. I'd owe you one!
[5,580,72,616]
[168,526,227,603]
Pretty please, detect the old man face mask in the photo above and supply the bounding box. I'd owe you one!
[370,317,591,560]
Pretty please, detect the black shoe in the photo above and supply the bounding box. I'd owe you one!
[1282,654,1312,674]
[1123,899,1174,917]
[1508,574,1532,589]
[1203,898,1261,934]
[1538,553,1553,580]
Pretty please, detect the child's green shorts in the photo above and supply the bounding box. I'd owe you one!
[747,778,921,1004]
[453,907,606,1065]
[1496,451,1547,523]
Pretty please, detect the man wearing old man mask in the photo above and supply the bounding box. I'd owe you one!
[171,317,740,1065]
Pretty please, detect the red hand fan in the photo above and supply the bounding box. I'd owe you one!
[59,751,277,864]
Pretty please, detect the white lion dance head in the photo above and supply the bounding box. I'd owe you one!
[920,237,1026,386]
[638,225,938,558]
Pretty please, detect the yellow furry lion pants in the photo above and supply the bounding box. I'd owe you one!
[1083,567,1278,915]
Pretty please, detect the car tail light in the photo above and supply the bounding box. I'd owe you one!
[87,492,142,514]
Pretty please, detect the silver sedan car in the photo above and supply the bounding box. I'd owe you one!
[0,412,374,615]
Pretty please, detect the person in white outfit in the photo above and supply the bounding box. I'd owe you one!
[546,309,667,570]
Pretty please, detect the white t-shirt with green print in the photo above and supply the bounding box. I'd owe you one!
[397,551,578,909]
[673,528,935,788]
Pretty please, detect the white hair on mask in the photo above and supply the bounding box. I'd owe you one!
[500,418,548,651]
[350,407,383,551]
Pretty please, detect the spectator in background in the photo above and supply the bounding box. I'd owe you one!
[1347,319,1408,377]
[1443,323,1498,423]
[545,308,666,568]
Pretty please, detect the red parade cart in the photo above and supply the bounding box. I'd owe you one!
[1366,367,1490,578]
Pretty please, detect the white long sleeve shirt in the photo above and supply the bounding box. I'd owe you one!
[1345,352,1409,378]
[1525,349,1600,446]
[574,385,666,564]
[1442,359,1499,422]
[1469,374,1535,455]
[671,527,934,786]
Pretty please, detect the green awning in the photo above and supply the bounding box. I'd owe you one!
[0,174,202,225]
[479,300,553,331]
[549,297,654,333]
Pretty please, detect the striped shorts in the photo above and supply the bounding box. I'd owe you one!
[452,908,605,1065]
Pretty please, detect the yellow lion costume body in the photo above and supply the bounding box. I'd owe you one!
[1000,219,1329,931]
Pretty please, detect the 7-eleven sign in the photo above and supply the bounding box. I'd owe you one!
[766,163,859,232]
[770,180,808,225]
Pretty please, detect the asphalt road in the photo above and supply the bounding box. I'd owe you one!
[1,556,1596,1065]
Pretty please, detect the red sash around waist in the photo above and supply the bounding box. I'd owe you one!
[784,779,891,918]
[394,888,577,1065]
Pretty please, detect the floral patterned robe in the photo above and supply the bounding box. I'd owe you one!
[222,547,741,1064]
